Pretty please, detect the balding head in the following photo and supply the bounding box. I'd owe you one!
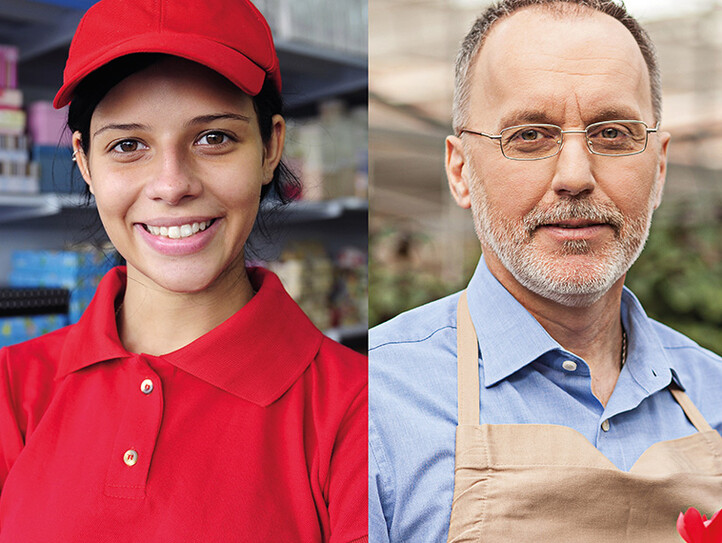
[452,0,661,133]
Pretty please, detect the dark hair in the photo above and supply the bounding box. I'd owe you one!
[67,53,300,206]
[453,0,661,132]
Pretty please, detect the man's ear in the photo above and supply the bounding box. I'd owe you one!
[72,131,93,195]
[262,114,285,186]
[652,130,671,210]
[446,135,472,209]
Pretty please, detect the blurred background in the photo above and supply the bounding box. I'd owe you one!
[369,0,722,355]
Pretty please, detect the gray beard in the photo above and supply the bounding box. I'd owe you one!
[471,186,655,308]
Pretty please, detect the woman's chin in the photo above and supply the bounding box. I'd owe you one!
[127,260,246,296]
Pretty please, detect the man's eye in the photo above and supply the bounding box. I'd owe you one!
[601,127,620,139]
[520,129,541,141]
[197,132,230,146]
[112,140,146,153]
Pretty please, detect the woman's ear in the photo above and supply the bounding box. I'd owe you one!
[262,114,285,185]
[72,131,93,194]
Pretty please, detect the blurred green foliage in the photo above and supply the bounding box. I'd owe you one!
[369,229,477,326]
[626,198,722,356]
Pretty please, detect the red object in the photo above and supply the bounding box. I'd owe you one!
[54,0,281,109]
[677,507,722,543]
[0,267,367,542]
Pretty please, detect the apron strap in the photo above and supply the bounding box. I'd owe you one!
[457,291,480,425]
[670,386,714,433]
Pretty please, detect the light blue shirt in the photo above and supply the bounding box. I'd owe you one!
[369,258,722,543]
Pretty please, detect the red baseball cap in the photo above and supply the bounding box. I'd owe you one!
[53,0,281,109]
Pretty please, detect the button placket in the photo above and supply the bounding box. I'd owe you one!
[104,356,163,499]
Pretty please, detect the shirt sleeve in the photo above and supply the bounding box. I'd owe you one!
[327,383,368,543]
[0,347,25,491]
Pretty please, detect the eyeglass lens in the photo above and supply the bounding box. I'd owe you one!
[499,121,649,159]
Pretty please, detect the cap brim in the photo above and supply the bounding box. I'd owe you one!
[54,32,267,109]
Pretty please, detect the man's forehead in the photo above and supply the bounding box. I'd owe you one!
[470,6,653,125]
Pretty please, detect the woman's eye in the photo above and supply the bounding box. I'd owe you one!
[111,140,147,153]
[197,132,230,146]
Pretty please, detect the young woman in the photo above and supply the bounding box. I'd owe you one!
[0,1,367,541]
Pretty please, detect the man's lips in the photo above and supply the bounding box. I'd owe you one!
[535,221,611,241]
[540,219,607,229]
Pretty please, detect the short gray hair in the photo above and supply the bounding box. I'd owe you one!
[452,0,662,132]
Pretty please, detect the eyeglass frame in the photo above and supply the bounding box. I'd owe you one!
[458,119,660,161]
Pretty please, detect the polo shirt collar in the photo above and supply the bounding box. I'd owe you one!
[58,267,323,407]
[465,257,682,390]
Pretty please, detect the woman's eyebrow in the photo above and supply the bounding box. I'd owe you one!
[92,122,150,138]
[185,113,252,126]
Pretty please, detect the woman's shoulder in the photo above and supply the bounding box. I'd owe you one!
[313,337,367,393]
[300,338,367,434]
[0,325,76,446]
[1,324,74,378]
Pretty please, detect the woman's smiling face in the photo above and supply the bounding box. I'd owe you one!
[74,57,284,295]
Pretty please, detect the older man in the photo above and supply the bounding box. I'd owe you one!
[369,1,722,541]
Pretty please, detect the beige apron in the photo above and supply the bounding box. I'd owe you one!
[447,292,722,543]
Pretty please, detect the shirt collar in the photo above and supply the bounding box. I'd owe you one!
[466,258,559,387]
[619,287,685,392]
[466,258,683,390]
[58,266,323,407]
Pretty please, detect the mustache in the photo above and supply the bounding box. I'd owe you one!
[523,199,625,233]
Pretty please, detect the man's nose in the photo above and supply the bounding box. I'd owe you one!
[144,148,202,205]
[549,132,596,196]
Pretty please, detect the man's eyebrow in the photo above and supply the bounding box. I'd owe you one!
[184,113,252,127]
[585,107,643,125]
[92,123,150,138]
[498,111,554,129]
[496,107,645,130]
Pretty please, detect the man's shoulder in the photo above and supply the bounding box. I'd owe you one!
[649,318,722,364]
[369,290,461,351]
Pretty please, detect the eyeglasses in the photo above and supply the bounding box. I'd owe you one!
[459,120,660,161]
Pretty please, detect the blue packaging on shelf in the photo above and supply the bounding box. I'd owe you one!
[0,314,68,348]
[9,249,114,324]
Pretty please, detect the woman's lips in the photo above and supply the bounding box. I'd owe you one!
[143,219,214,239]
[135,217,221,256]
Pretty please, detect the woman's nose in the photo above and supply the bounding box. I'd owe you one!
[143,148,202,205]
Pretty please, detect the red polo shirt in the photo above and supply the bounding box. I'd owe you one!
[0,267,367,542]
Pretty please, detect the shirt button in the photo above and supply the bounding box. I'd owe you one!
[140,379,154,394]
[562,360,577,372]
[601,419,611,432]
[123,449,138,466]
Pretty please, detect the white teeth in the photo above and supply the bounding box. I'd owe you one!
[145,220,212,239]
